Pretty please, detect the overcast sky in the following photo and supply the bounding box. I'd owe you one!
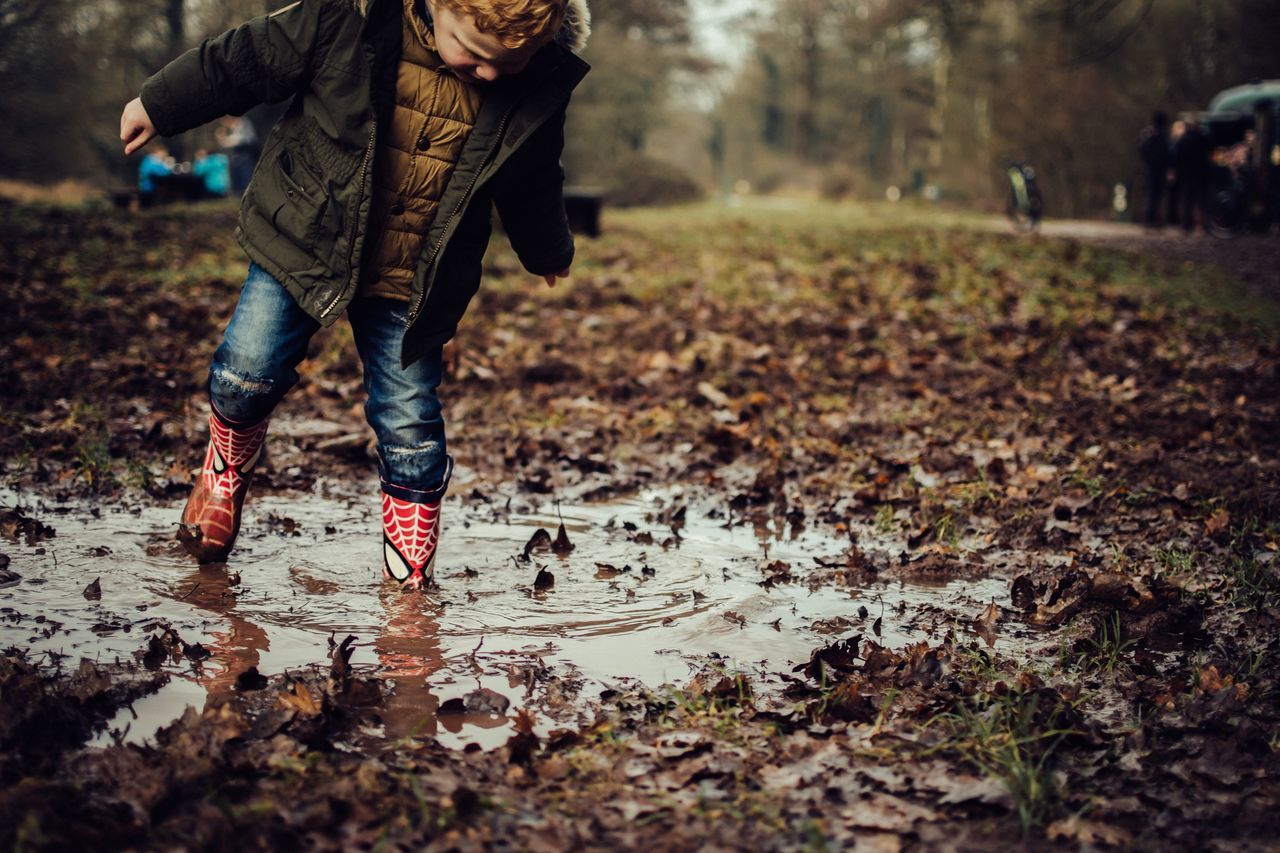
[688,0,765,67]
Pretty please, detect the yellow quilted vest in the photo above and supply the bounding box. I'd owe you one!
[359,0,484,301]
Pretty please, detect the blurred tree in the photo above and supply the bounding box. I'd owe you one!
[562,0,701,193]
[713,0,1280,214]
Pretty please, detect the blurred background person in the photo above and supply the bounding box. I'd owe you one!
[1165,120,1186,227]
[215,115,259,194]
[1139,111,1170,227]
[192,148,230,198]
[137,142,173,207]
[1175,118,1211,233]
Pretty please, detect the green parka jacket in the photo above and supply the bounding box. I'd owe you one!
[140,0,590,367]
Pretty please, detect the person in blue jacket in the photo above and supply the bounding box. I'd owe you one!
[193,149,231,198]
[137,144,174,206]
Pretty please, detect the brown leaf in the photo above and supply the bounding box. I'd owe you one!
[795,636,862,682]
[1046,816,1131,847]
[1204,507,1231,537]
[277,681,321,716]
[82,576,101,600]
[522,527,553,559]
[330,634,356,685]
[552,521,574,555]
[977,600,1000,628]
[513,706,537,735]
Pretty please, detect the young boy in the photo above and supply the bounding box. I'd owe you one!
[119,0,590,589]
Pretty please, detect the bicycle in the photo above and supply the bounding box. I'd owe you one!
[1006,162,1044,233]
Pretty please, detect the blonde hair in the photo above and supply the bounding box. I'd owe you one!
[440,0,566,49]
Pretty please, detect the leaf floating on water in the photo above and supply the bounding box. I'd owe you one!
[330,634,357,684]
[234,666,268,691]
[512,706,537,734]
[534,567,555,589]
[595,562,629,578]
[724,610,747,628]
[872,616,883,638]
[522,528,553,560]
[438,688,511,716]
[182,642,211,662]
[552,520,574,556]
[83,576,102,600]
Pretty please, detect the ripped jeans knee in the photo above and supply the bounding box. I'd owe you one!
[378,438,450,502]
[208,358,292,425]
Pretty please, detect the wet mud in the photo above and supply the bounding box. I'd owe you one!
[2,201,1279,849]
[1,485,1016,750]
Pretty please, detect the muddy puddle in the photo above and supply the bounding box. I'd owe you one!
[1,484,1018,750]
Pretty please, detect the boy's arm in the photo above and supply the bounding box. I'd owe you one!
[492,106,575,281]
[138,1,329,140]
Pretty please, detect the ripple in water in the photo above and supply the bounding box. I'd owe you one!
[0,486,1013,749]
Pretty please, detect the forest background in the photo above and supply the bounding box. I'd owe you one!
[0,0,1278,217]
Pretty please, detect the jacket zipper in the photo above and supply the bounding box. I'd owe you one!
[408,106,513,325]
[321,120,377,320]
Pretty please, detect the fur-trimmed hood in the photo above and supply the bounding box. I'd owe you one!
[349,0,590,53]
[555,0,590,53]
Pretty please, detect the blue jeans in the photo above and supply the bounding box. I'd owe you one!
[210,263,449,503]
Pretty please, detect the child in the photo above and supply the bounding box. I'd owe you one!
[136,143,174,206]
[119,0,590,589]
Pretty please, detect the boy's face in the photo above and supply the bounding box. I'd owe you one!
[428,0,542,84]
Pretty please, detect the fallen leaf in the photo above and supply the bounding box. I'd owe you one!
[1204,507,1230,537]
[277,681,321,716]
[1046,816,1131,847]
[552,522,574,555]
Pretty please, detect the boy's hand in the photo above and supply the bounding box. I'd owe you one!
[120,98,157,156]
[542,267,570,288]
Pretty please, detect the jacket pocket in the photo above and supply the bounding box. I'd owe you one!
[270,149,332,262]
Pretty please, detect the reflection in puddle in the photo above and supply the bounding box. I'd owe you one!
[0,486,1014,750]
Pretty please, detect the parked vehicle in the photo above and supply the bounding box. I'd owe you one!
[1196,81,1280,237]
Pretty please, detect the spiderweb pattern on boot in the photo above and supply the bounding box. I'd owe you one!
[204,413,269,498]
[382,493,441,586]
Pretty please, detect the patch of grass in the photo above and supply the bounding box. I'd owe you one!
[934,511,959,547]
[1063,612,1138,673]
[1225,552,1280,612]
[930,687,1081,834]
[76,437,115,491]
[1065,470,1108,500]
[874,503,896,534]
[1156,546,1197,579]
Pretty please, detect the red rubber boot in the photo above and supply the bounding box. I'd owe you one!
[178,410,268,562]
[381,493,442,590]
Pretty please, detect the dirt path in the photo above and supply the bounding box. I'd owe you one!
[984,216,1280,301]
